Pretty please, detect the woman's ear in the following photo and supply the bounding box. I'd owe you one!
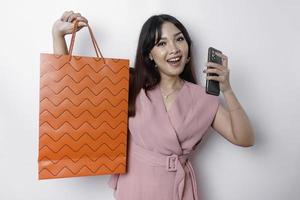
[149,53,153,61]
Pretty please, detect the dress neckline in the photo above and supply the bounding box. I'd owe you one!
[157,80,186,113]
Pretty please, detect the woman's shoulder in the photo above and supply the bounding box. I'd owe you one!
[185,80,219,101]
[184,80,206,94]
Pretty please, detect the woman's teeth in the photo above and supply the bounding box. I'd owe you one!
[167,56,181,64]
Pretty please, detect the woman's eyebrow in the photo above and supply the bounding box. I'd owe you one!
[160,31,183,40]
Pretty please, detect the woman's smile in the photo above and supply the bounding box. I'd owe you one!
[167,55,182,66]
[149,22,189,76]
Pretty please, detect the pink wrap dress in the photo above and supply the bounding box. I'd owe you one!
[107,80,220,200]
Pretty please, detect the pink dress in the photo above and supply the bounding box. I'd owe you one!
[107,80,219,200]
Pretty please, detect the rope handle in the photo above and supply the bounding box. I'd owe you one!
[68,20,105,63]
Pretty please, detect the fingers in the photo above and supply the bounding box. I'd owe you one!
[203,67,224,75]
[205,62,221,68]
[206,74,225,82]
[203,59,230,77]
[60,11,88,24]
[77,17,88,27]
[78,16,88,23]
[205,62,227,70]
[61,11,73,22]
[68,13,81,23]
[205,53,231,89]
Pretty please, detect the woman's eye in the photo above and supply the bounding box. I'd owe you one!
[157,41,166,47]
[177,36,185,41]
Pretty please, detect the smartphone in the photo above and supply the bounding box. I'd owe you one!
[206,47,222,96]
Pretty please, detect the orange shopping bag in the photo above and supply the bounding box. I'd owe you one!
[38,20,129,179]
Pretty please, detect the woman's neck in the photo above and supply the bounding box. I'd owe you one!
[159,76,183,92]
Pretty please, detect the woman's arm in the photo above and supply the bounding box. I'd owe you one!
[204,53,255,147]
[212,88,255,147]
[52,33,68,55]
[52,11,88,55]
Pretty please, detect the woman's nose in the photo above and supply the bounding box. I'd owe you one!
[168,42,180,54]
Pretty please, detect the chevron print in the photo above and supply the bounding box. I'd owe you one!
[38,53,129,179]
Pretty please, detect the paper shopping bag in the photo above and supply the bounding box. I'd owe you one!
[38,20,129,179]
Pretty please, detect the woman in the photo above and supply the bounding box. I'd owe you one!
[52,11,255,200]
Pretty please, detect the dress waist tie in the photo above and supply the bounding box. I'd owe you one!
[130,141,199,200]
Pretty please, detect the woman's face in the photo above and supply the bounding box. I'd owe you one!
[149,22,189,78]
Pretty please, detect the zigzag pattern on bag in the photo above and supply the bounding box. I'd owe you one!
[39,54,129,179]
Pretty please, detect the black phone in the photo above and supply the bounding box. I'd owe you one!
[206,47,222,96]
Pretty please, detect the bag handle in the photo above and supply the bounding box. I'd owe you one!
[68,20,105,63]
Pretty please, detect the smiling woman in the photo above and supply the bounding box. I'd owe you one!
[149,22,189,75]
[51,11,255,200]
[148,22,190,111]
[128,14,197,119]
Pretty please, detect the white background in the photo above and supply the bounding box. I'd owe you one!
[0,0,299,199]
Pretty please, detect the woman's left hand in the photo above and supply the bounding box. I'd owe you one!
[203,52,232,93]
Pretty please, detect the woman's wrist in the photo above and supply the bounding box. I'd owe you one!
[52,32,68,55]
[222,87,233,95]
[52,28,65,39]
[221,87,242,112]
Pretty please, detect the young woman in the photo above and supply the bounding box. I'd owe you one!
[52,11,255,200]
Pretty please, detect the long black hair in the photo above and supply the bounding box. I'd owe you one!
[128,14,197,117]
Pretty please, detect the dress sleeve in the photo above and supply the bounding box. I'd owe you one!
[192,84,220,128]
[188,83,221,148]
[207,94,220,127]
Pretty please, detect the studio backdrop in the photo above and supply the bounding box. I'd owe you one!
[0,0,299,200]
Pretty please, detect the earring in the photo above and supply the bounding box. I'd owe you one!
[149,56,158,69]
[186,57,191,63]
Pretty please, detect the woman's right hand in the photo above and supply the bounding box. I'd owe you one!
[52,11,88,54]
[52,11,88,37]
